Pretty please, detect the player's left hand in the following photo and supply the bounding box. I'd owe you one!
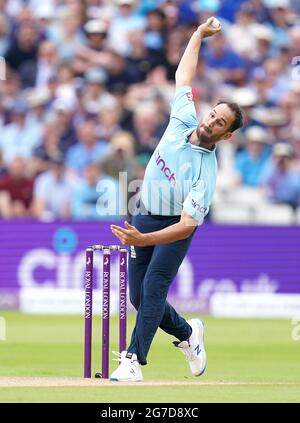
[110,221,146,247]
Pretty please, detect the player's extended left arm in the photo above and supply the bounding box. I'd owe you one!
[110,211,197,247]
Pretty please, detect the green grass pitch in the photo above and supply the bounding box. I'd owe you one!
[0,311,299,403]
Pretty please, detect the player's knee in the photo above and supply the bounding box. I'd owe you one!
[145,269,175,289]
[143,278,170,301]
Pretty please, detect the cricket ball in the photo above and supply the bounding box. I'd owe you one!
[211,17,221,29]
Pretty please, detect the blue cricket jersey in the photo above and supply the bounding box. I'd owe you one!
[140,86,218,224]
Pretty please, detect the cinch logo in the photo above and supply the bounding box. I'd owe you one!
[155,149,176,186]
[191,199,207,214]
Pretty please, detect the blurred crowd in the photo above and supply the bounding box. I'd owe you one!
[0,0,300,223]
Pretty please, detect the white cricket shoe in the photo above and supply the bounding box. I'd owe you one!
[110,351,143,382]
[173,318,206,376]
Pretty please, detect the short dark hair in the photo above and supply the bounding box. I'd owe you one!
[216,101,244,133]
[147,8,166,20]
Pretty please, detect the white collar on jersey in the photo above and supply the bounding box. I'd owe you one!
[184,127,216,154]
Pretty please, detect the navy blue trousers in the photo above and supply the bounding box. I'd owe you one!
[127,212,196,365]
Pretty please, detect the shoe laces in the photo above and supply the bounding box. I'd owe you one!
[181,348,195,363]
[112,351,138,365]
[112,351,122,363]
[173,341,195,362]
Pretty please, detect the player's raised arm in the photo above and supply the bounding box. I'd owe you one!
[175,17,221,89]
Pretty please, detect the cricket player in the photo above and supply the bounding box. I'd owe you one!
[110,17,243,381]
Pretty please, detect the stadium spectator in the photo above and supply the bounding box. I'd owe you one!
[51,98,78,155]
[73,19,110,75]
[230,87,260,131]
[47,6,84,61]
[260,143,300,209]
[33,3,56,40]
[194,56,221,104]
[72,162,121,220]
[202,32,247,85]
[252,106,288,143]
[26,88,50,130]
[226,3,262,58]
[108,0,146,56]
[124,65,173,125]
[144,8,167,51]
[290,0,300,13]
[289,25,300,57]
[251,66,271,106]
[82,67,115,115]
[248,0,270,24]
[0,11,10,56]
[235,126,271,187]
[126,29,163,83]
[35,40,59,88]
[0,100,42,165]
[164,29,184,80]
[218,0,246,22]
[0,157,34,218]
[194,0,221,25]
[97,98,122,140]
[32,156,76,220]
[110,83,134,132]
[66,120,109,175]
[266,56,292,105]
[55,62,77,101]
[84,19,109,52]
[106,50,135,89]
[4,23,39,88]
[0,72,21,120]
[251,25,273,67]
[132,101,161,155]
[160,0,180,29]
[99,130,138,182]
[31,120,64,175]
[266,0,294,51]
[83,0,115,23]
[279,90,299,123]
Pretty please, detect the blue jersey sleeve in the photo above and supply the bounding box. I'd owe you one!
[183,179,208,225]
[170,86,198,128]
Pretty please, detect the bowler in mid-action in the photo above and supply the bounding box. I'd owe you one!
[110,17,243,381]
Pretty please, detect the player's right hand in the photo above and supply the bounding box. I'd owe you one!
[198,17,222,38]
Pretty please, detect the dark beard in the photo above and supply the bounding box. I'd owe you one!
[196,126,211,145]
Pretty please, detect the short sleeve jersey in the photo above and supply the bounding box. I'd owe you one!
[140,86,218,224]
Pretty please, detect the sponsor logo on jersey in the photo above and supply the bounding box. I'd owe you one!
[154,150,176,186]
[191,199,207,214]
